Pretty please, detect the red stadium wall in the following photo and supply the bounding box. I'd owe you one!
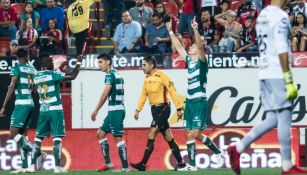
[0,128,300,171]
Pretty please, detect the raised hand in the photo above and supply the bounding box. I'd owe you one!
[166,20,172,32]
[191,16,198,30]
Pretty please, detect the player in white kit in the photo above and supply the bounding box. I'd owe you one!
[227,0,307,174]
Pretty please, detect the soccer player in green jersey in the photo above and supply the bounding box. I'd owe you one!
[166,18,225,170]
[91,53,129,173]
[0,48,45,173]
[28,54,83,173]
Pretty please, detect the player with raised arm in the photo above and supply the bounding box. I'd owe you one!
[91,53,129,173]
[28,54,83,173]
[166,18,225,171]
[0,48,45,173]
[227,0,307,174]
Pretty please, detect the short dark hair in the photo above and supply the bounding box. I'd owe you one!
[98,53,112,65]
[221,0,229,5]
[16,48,28,59]
[246,16,254,22]
[143,56,157,68]
[122,10,130,15]
[152,12,163,19]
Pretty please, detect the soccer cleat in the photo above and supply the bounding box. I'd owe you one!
[176,164,197,171]
[215,150,226,168]
[130,162,146,171]
[227,146,241,175]
[96,163,113,172]
[10,168,26,173]
[54,166,68,173]
[112,167,130,173]
[26,164,35,173]
[175,162,187,171]
[36,152,47,170]
[281,165,307,174]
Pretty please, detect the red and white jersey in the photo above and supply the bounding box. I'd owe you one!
[256,5,291,80]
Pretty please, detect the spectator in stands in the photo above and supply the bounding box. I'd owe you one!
[178,0,198,37]
[215,10,242,52]
[219,0,230,15]
[199,10,220,53]
[291,0,307,21]
[41,0,64,31]
[113,10,142,53]
[144,12,170,53]
[16,17,38,55]
[20,3,41,36]
[284,0,297,25]
[154,1,170,23]
[129,0,153,36]
[67,0,94,55]
[27,0,47,14]
[104,0,125,38]
[41,18,63,54]
[236,16,257,52]
[236,0,258,25]
[0,0,17,40]
[201,0,218,17]
[291,12,307,52]
[6,39,18,56]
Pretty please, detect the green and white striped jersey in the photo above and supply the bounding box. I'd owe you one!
[33,70,65,112]
[10,63,37,106]
[186,55,208,103]
[105,69,125,111]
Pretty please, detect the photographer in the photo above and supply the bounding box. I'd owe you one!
[291,12,307,51]
[40,18,63,55]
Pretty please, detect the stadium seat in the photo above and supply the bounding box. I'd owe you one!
[144,2,154,11]
[0,40,10,54]
[0,37,10,41]
[163,2,178,18]
[11,3,25,19]
[230,1,241,12]
[184,36,192,49]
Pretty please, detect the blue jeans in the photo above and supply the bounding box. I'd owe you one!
[253,0,262,10]
[0,25,17,40]
[105,0,125,28]
[178,13,196,36]
[246,44,259,52]
[219,37,236,53]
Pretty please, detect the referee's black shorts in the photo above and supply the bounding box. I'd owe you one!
[150,103,171,131]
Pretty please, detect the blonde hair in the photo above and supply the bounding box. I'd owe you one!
[227,10,236,18]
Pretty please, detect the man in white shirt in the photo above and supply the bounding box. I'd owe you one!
[227,0,307,174]
[292,0,307,18]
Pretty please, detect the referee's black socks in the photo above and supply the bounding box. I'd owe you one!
[168,139,184,164]
[140,139,155,165]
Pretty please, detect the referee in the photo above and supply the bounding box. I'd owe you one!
[130,56,187,171]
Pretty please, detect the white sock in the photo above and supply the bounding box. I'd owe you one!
[282,160,293,171]
[236,141,245,153]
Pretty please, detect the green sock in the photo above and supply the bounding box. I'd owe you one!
[187,140,196,167]
[31,139,42,165]
[99,139,111,164]
[53,139,62,167]
[20,148,28,168]
[202,135,221,154]
[14,134,33,152]
[117,141,128,168]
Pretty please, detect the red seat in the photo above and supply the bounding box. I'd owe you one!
[11,3,25,18]
[163,2,178,18]
[230,1,241,12]
[184,36,192,49]
[0,40,10,55]
[0,37,10,41]
[144,2,154,11]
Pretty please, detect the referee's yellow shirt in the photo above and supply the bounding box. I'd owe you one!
[67,0,94,34]
[137,70,183,111]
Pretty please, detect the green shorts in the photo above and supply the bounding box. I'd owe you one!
[10,105,33,129]
[36,110,65,138]
[183,100,208,130]
[100,110,125,137]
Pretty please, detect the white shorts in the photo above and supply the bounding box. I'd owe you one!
[260,79,292,111]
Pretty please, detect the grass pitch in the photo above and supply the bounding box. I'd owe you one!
[1,168,283,175]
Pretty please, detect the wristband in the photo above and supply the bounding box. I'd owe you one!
[169,31,174,36]
[283,71,293,84]
[76,62,81,65]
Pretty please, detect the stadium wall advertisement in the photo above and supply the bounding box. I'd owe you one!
[0,128,300,171]
[72,68,307,128]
